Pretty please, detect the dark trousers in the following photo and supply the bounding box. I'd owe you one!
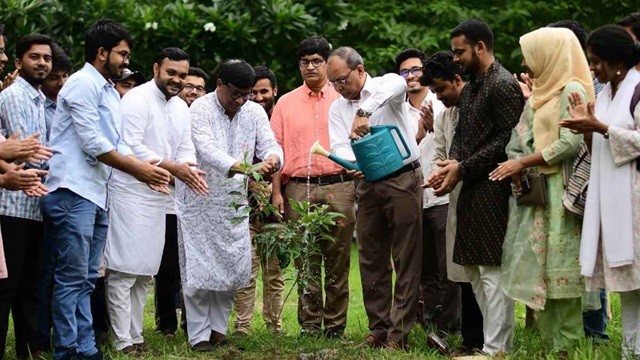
[356,170,423,344]
[0,216,44,359]
[90,277,109,336]
[420,205,461,332]
[459,282,484,349]
[583,289,609,341]
[155,214,184,334]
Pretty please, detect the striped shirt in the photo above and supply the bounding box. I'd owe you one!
[0,76,48,221]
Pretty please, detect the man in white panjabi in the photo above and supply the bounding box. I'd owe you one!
[176,59,283,351]
[103,48,208,356]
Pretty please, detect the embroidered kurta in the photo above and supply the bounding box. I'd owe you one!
[450,61,524,266]
[176,92,283,291]
[104,81,196,276]
[501,83,586,310]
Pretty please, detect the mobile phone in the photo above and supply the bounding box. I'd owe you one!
[520,174,531,195]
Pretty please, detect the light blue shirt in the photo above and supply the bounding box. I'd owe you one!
[0,76,48,220]
[44,97,56,141]
[45,63,132,209]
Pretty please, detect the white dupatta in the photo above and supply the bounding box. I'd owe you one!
[581,69,640,277]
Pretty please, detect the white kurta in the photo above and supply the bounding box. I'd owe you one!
[176,91,283,291]
[104,81,196,276]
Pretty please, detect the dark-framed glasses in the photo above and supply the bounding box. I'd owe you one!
[184,84,206,93]
[111,49,131,62]
[223,82,252,101]
[299,58,325,67]
[399,66,423,78]
[329,68,354,87]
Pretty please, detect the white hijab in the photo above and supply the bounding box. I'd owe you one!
[581,69,640,277]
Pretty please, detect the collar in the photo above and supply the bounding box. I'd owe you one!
[82,62,112,89]
[302,81,331,99]
[14,76,44,102]
[212,90,239,117]
[147,80,168,101]
[469,61,499,90]
[351,73,373,103]
[44,97,56,108]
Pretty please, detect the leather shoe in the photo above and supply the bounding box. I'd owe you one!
[384,339,409,351]
[210,330,229,346]
[192,341,214,352]
[355,334,386,349]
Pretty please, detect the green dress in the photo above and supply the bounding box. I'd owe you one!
[500,82,586,310]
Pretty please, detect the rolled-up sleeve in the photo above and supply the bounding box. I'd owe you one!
[358,73,407,114]
[64,79,115,158]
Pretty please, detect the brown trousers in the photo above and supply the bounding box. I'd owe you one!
[285,180,356,333]
[356,169,423,343]
[233,224,285,334]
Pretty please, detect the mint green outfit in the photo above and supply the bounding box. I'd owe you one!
[501,82,587,351]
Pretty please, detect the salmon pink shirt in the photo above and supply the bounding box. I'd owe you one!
[270,82,344,182]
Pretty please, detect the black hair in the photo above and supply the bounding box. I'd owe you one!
[218,59,255,89]
[84,19,133,63]
[155,47,189,65]
[394,48,427,73]
[188,67,209,80]
[450,18,494,52]
[50,43,71,72]
[420,51,463,86]
[587,24,640,69]
[16,33,52,60]
[297,35,331,61]
[619,13,640,40]
[548,20,587,49]
[253,65,277,88]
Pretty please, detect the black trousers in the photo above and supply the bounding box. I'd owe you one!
[459,282,484,350]
[154,214,184,333]
[0,216,44,359]
[90,277,109,336]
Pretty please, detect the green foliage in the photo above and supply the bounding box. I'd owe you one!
[0,0,636,91]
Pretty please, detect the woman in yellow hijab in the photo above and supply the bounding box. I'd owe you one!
[488,26,595,354]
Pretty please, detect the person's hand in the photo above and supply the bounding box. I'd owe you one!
[0,132,39,161]
[174,162,208,196]
[265,154,281,172]
[416,102,434,143]
[248,180,270,198]
[559,92,606,134]
[23,181,49,197]
[346,168,364,179]
[132,159,171,193]
[489,159,524,181]
[350,114,370,139]
[0,163,44,191]
[425,159,460,196]
[0,69,19,91]
[271,191,285,214]
[515,73,533,99]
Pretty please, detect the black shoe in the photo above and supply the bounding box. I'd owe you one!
[79,350,112,360]
[192,341,214,352]
[323,328,344,339]
[299,327,322,337]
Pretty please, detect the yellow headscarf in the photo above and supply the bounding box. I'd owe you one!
[520,27,595,174]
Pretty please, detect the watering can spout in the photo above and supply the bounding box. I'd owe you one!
[310,141,360,171]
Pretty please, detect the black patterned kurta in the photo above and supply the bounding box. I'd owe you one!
[450,61,524,266]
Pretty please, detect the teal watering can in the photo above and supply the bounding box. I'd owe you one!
[310,125,411,182]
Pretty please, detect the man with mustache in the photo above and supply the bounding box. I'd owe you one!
[178,67,208,106]
[232,65,284,337]
[0,24,17,92]
[41,19,171,360]
[0,33,53,360]
[271,36,356,339]
[103,47,208,356]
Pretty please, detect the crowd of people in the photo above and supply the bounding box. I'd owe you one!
[0,12,638,360]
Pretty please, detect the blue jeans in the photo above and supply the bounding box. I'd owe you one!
[40,189,108,360]
[583,289,609,342]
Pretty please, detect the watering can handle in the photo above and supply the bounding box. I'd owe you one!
[388,126,411,160]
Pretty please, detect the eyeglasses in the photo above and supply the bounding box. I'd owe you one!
[399,66,423,78]
[111,49,131,62]
[329,68,354,87]
[299,58,325,68]
[184,84,206,93]
[223,82,252,101]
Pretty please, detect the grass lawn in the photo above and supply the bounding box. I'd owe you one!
[5,243,626,359]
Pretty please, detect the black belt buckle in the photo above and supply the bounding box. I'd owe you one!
[374,161,420,182]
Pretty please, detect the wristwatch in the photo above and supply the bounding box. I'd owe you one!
[356,108,371,118]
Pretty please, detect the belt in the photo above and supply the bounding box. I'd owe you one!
[374,160,421,182]
[290,173,353,186]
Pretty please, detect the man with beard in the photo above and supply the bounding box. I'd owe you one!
[232,65,284,336]
[103,47,208,356]
[178,67,208,106]
[426,19,524,355]
[42,43,71,141]
[41,20,171,360]
[271,37,356,339]
[0,33,53,360]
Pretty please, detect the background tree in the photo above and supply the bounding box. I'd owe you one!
[0,0,636,92]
